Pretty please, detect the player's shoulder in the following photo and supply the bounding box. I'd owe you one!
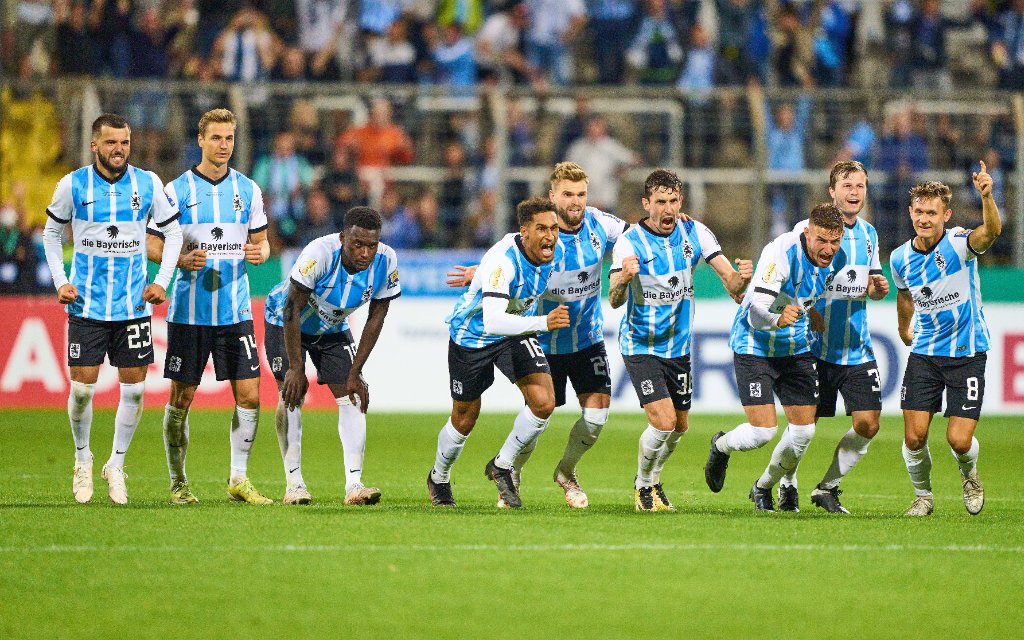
[132,165,164,187]
[305,232,342,256]
[229,168,259,190]
[376,241,398,262]
[949,226,972,239]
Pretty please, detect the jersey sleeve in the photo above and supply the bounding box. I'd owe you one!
[288,241,331,292]
[694,220,723,263]
[373,245,401,301]
[594,208,629,245]
[479,252,517,299]
[890,249,907,291]
[149,172,180,227]
[751,239,790,297]
[248,183,269,233]
[609,234,636,275]
[45,174,74,224]
[868,225,883,273]
[950,226,982,261]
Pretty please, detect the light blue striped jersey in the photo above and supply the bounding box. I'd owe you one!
[447,233,563,349]
[890,227,989,357]
[537,207,628,355]
[794,217,882,365]
[46,164,180,321]
[610,219,723,358]
[731,230,843,357]
[264,234,401,336]
[150,167,268,326]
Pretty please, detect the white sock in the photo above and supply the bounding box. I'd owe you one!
[717,423,777,454]
[337,398,368,492]
[819,428,872,489]
[68,380,95,463]
[275,399,304,487]
[651,430,684,485]
[558,408,607,474]
[108,382,144,468]
[757,423,815,490]
[163,404,189,484]
[902,443,933,496]
[431,419,467,483]
[496,406,549,469]
[230,405,259,482]
[512,438,538,473]
[951,437,979,477]
[636,426,671,489]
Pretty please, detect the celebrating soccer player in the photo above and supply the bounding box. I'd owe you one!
[609,169,751,512]
[43,113,184,505]
[891,165,1001,517]
[705,203,845,511]
[428,197,569,508]
[264,206,400,505]
[146,108,272,505]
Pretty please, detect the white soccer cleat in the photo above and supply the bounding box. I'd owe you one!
[961,470,984,515]
[101,464,128,505]
[496,467,522,508]
[904,494,934,517]
[554,467,589,509]
[283,483,313,505]
[344,483,381,506]
[72,456,94,504]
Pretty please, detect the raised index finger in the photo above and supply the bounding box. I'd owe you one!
[979,160,988,174]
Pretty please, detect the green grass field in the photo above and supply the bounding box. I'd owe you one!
[1,408,1022,639]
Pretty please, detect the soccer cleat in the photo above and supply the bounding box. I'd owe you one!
[283,483,312,505]
[961,470,984,515]
[101,464,128,505]
[810,485,849,514]
[484,457,522,508]
[72,456,93,504]
[227,477,273,505]
[497,467,522,508]
[904,494,934,517]
[554,467,589,509]
[652,483,675,512]
[704,431,730,493]
[749,483,775,512]
[169,480,199,505]
[634,486,656,512]
[777,484,800,512]
[427,471,456,507]
[344,483,382,506]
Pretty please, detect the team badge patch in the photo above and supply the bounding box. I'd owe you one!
[130,192,141,210]
[271,357,283,373]
[233,194,243,212]
[749,382,762,398]
[934,253,946,271]
[69,343,81,359]
[168,356,182,372]
[298,259,317,276]
[640,380,654,396]
[387,270,399,289]
[682,241,694,260]
[452,380,463,395]
[361,287,372,302]
[590,232,601,251]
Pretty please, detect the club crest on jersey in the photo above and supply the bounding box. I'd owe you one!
[69,343,81,359]
[934,253,946,271]
[361,287,372,302]
[298,259,317,276]
[211,227,224,241]
[233,194,243,212]
[271,357,283,373]
[682,241,694,260]
[130,192,141,210]
[590,232,601,251]
[168,356,182,372]
[106,225,119,239]
[387,270,399,290]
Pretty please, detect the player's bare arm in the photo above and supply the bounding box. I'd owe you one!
[142,283,167,304]
[867,274,889,300]
[244,229,270,265]
[969,160,1002,253]
[343,297,392,413]
[896,289,915,346]
[609,254,639,308]
[708,255,753,298]
[281,283,313,410]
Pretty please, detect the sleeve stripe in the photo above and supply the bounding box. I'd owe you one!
[46,209,70,224]
[289,277,313,293]
[895,286,909,292]
[482,291,510,300]
[249,224,268,234]
[156,211,181,227]
[374,291,401,303]
[753,286,778,298]
[608,268,622,275]
[146,227,165,239]
[966,236,984,257]
[868,269,883,275]
[703,250,723,264]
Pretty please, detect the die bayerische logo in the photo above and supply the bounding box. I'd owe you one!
[668,275,679,289]
[846,269,857,283]
[211,227,224,241]
[577,272,589,284]
[920,286,933,299]
[106,225,119,239]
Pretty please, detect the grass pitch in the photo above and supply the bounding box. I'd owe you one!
[1,408,1022,639]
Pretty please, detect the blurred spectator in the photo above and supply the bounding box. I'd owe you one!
[90,0,134,77]
[765,92,812,236]
[465,188,498,248]
[337,98,415,172]
[54,1,99,76]
[876,106,928,246]
[378,186,406,244]
[477,134,499,192]
[272,46,308,80]
[359,0,407,36]
[299,188,339,245]
[626,0,684,85]
[767,0,818,88]
[436,0,484,34]
[907,0,979,93]
[885,0,915,88]
[289,100,328,166]
[476,2,534,85]
[252,131,315,248]
[127,7,177,166]
[430,23,477,87]
[816,0,854,87]
[194,0,244,56]
[524,0,588,86]
[555,96,593,161]
[11,0,54,74]
[438,140,475,232]
[295,0,348,81]
[990,0,1024,91]
[678,23,720,166]
[507,99,539,167]
[363,19,417,82]
[212,5,281,83]
[588,0,637,84]
[833,119,877,168]
[565,115,639,211]
[0,182,42,295]
[388,190,443,249]
[714,0,759,85]
[320,145,366,222]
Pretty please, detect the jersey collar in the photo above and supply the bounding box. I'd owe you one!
[911,229,948,255]
[638,217,676,238]
[514,234,543,267]
[190,165,231,186]
[92,163,127,185]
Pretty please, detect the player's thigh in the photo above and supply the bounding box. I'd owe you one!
[622,354,672,409]
[941,353,986,421]
[642,397,678,432]
[496,334,551,385]
[108,317,155,368]
[515,372,556,416]
[901,353,945,415]
[67,316,111,369]
[733,353,779,408]
[546,352,572,408]
[837,361,883,416]
[264,323,309,383]
[212,321,261,382]
[448,339,497,401]
[814,359,842,419]
[307,330,355,386]
[164,322,215,385]
[775,354,819,409]
[562,343,613,408]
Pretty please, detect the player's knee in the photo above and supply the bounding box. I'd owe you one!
[752,426,778,447]
[904,433,927,451]
[947,432,973,455]
[853,417,879,439]
[582,407,609,428]
[68,381,95,417]
[236,393,260,410]
[120,381,145,405]
[169,384,196,410]
[529,396,555,420]
[790,422,815,445]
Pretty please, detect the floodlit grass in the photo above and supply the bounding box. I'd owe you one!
[1,409,1022,639]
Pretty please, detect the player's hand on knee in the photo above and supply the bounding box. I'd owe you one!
[57,283,79,304]
[345,372,369,413]
[546,304,570,330]
[143,283,167,304]
[178,248,207,271]
[776,304,801,328]
[282,368,308,410]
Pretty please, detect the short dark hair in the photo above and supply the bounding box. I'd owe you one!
[516,197,556,226]
[829,160,868,189]
[808,202,844,232]
[643,169,683,199]
[91,113,130,137]
[343,206,382,231]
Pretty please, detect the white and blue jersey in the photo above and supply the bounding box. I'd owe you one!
[265,234,401,336]
[150,167,268,326]
[46,164,180,321]
[537,207,628,355]
[448,233,563,349]
[731,230,841,357]
[610,219,723,358]
[891,227,989,358]
[794,217,882,365]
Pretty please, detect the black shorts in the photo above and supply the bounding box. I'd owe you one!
[622,354,692,410]
[548,342,613,407]
[164,321,260,384]
[67,315,154,368]
[901,352,987,420]
[264,323,355,386]
[734,352,818,407]
[448,336,550,401]
[816,359,883,418]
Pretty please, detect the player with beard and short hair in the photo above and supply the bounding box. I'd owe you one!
[42,113,184,505]
[146,108,272,505]
[891,167,1001,517]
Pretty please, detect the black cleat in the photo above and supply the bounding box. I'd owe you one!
[704,431,730,493]
[427,471,456,507]
[810,485,850,514]
[484,457,522,508]
[778,484,800,512]
[652,483,675,512]
[634,486,656,512]
[749,483,776,512]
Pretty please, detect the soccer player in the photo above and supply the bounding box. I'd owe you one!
[42,113,183,505]
[609,169,751,512]
[891,166,1001,517]
[428,197,570,508]
[782,161,890,514]
[704,203,846,511]
[265,206,400,506]
[145,108,272,505]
